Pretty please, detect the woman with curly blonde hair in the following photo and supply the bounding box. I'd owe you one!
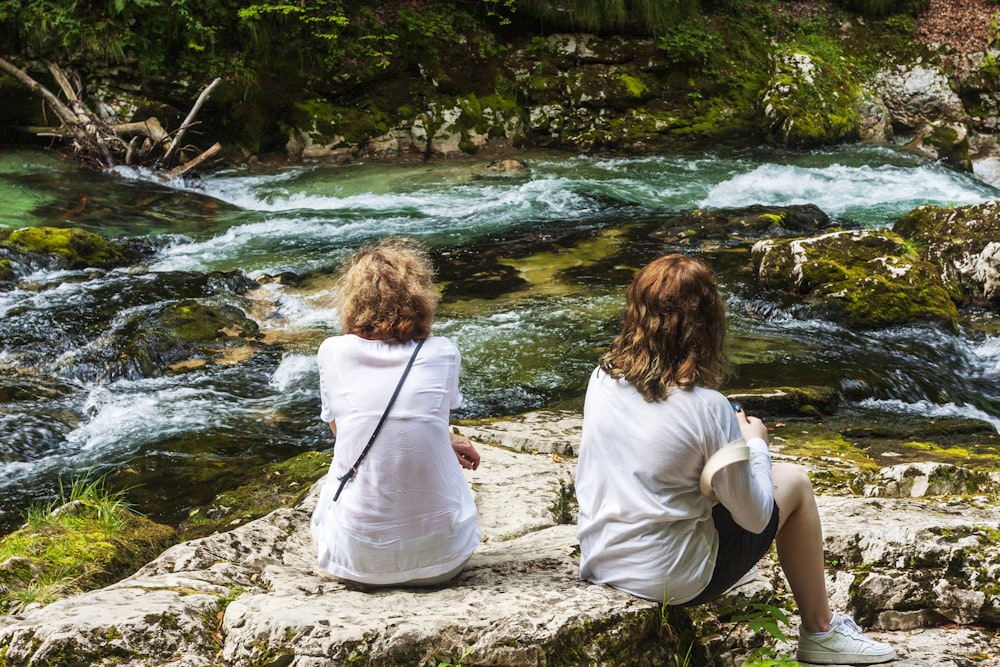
[576,254,895,665]
[311,237,481,587]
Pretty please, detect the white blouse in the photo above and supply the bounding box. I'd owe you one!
[575,367,773,604]
[311,335,481,584]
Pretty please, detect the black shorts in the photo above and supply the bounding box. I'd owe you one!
[681,501,780,607]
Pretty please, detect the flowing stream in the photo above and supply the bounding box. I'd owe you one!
[1,144,998,533]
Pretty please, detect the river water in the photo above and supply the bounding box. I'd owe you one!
[1,144,998,533]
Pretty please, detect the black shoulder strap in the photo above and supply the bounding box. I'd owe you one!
[333,338,425,502]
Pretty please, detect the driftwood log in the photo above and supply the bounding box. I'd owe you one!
[0,56,222,178]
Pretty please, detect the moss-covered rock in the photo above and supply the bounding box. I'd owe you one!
[760,46,864,147]
[293,98,391,149]
[56,296,264,382]
[726,385,841,419]
[857,462,997,499]
[0,227,141,280]
[752,229,959,330]
[178,450,332,540]
[920,120,972,171]
[416,94,526,156]
[652,204,835,249]
[0,502,175,615]
[892,200,1000,308]
[122,299,262,377]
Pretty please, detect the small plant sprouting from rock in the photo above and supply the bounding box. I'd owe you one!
[436,645,475,666]
[717,598,800,667]
[550,477,577,525]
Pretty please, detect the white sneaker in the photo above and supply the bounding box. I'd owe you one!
[796,611,897,665]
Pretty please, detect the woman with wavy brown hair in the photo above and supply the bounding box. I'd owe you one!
[575,254,895,665]
[311,237,481,587]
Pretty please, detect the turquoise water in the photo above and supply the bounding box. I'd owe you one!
[0,144,998,531]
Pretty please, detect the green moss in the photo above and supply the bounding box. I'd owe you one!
[0,479,176,614]
[451,92,525,152]
[159,300,260,343]
[761,35,865,147]
[179,450,332,540]
[756,231,960,330]
[295,98,391,146]
[924,123,972,171]
[0,227,136,270]
[769,423,883,488]
[619,73,647,97]
[897,441,1000,471]
[0,259,15,282]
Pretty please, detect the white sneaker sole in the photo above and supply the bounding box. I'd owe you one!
[796,648,898,665]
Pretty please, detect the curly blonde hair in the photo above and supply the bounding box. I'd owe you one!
[335,237,439,343]
[600,254,729,401]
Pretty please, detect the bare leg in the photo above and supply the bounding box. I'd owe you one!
[772,462,834,633]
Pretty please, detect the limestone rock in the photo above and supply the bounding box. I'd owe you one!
[893,200,1000,308]
[760,49,863,147]
[874,65,974,169]
[875,65,967,129]
[751,229,959,330]
[860,462,995,498]
[2,413,1000,666]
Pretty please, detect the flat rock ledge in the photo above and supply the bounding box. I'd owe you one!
[2,411,999,666]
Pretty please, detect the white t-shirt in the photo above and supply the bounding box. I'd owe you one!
[575,367,773,604]
[311,335,481,585]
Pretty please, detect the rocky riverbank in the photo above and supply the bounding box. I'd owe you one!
[2,410,999,666]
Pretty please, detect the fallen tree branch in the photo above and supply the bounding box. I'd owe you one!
[112,118,171,144]
[164,142,222,180]
[163,77,221,164]
[46,62,80,104]
[2,58,224,177]
[0,57,80,130]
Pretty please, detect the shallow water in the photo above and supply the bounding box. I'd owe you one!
[1,145,998,532]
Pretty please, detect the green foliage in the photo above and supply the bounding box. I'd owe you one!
[712,597,800,666]
[744,652,802,667]
[726,600,792,642]
[672,642,694,666]
[1,475,175,614]
[482,0,518,25]
[658,18,724,68]
[990,12,1000,47]
[983,52,1000,79]
[0,0,249,83]
[436,646,475,666]
[237,0,353,78]
[516,0,701,36]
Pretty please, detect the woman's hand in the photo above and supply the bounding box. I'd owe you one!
[450,432,480,470]
[734,405,769,444]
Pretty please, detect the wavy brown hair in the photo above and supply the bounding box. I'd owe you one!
[600,254,729,401]
[335,237,439,343]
